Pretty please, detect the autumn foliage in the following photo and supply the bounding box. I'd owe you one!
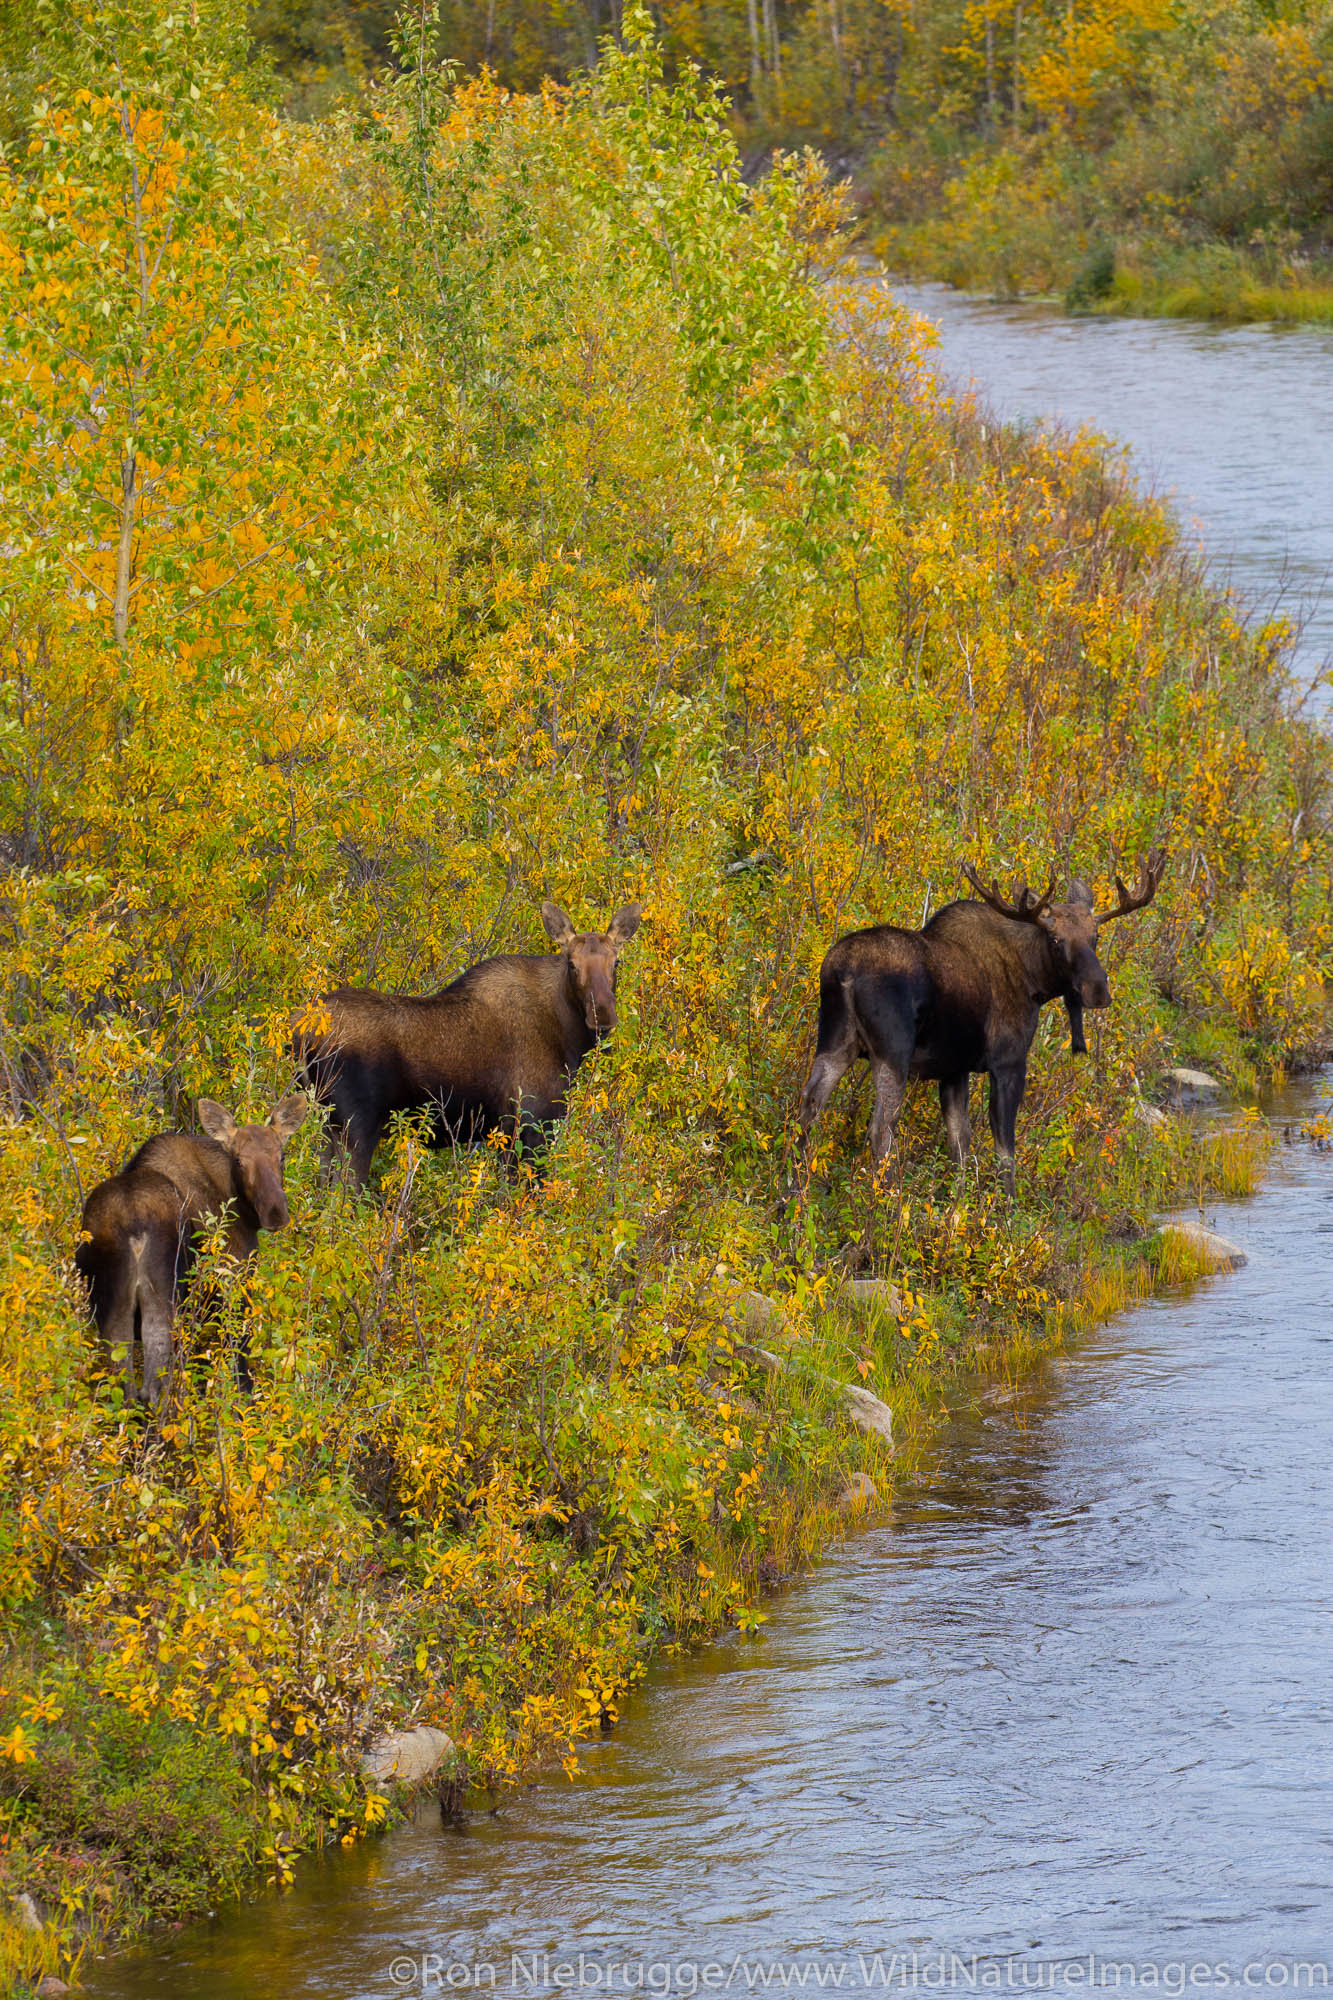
[1,2,1329,1982]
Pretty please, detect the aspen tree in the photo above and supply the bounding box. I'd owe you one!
[0,0,363,660]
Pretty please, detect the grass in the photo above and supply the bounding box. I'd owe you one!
[1101,261,1333,327]
[0,1666,289,1990]
[873,191,1333,327]
[1,1091,1273,1995]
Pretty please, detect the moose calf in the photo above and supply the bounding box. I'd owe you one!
[294,900,642,1187]
[798,853,1165,1192]
[75,1095,308,1407]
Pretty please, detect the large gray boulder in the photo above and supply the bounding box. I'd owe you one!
[836,1472,880,1516]
[741,1343,893,1446]
[840,1382,896,1444]
[1164,1066,1222,1105]
[361,1724,454,1787]
[733,1291,790,1342]
[1157,1220,1248,1273]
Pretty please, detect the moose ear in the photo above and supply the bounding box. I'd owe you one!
[197,1099,237,1144]
[1068,878,1094,910]
[607,902,642,946]
[269,1093,309,1143]
[541,900,576,947]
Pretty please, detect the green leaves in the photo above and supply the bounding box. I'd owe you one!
[1,0,382,659]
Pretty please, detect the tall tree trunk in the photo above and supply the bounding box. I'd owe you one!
[764,0,781,82]
[747,0,762,88]
[1012,2,1022,138]
[829,0,846,106]
[985,14,996,132]
[113,449,136,648]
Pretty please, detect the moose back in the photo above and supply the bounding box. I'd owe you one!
[76,1095,308,1407]
[798,854,1165,1190]
[295,901,642,1186]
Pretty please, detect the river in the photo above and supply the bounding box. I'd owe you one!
[87,1079,1333,1994]
[85,295,1333,1997]
[890,282,1333,703]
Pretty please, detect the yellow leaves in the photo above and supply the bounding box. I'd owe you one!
[1207,911,1326,1045]
[1024,0,1174,123]
[0,32,1328,1973]
[0,1725,34,1764]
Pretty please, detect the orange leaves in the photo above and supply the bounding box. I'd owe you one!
[1,21,1330,1976]
[1,11,383,660]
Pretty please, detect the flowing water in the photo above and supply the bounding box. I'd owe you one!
[88,1080,1333,1996]
[888,281,1333,703]
[86,298,1333,1997]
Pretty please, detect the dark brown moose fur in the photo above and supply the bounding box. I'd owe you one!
[75,1095,308,1407]
[798,854,1165,1192]
[295,901,642,1187]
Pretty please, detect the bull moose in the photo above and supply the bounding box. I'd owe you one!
[294,900,642,1187]
[75,1094,309,1407]
[797,852,1166,1191]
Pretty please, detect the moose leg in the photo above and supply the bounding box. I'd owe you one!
[987,1062,1027,1195]
[510,1096,554,1176]
[97,1284,136,1405]
[319,1123,349,1184]
[939,1074,972,1167]
[341,1114,383,1191]
[798,1045,856,1149]
[798,973,864,1158]
[138,1231,179,1409]
[867,1060,907,1167]
[139,1293,175,1409]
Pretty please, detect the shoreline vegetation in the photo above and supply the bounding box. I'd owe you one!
[129,0,1333,325]
[2,3,1331,1990]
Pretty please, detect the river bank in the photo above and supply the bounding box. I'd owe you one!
[857,0,1333,337]
[80,1081,1333,1998]
[4,15,1331,1996]
[23,1091,1271,1996]
[881,279,1333,703]
[872,222,1333,330]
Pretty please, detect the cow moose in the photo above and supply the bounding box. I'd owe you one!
[75,1095,309,1408]
[294,900,643,1187]
[797,852,1166,1192]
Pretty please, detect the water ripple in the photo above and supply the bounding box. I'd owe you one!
[88,1086,1333,1997]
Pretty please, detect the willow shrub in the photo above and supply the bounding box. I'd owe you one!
[1,4,1330,1979]
[868,0,1333,312]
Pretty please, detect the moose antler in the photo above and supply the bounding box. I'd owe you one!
[961,864,1055,924]
[1095,847,1168,925]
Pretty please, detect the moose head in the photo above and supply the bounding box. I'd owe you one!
[961,849,1167,1053]
[541,901,643,1036]
[197,1094,310,1232]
